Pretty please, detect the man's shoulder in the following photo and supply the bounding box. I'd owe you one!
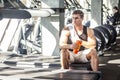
[63,27,69,30]
[63,23,73,30]
[66,23,73,27]
[67,23,74,29]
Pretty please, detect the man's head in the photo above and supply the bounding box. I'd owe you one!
[72,10,84,25]
[112,6,119,13]
[72,10,84,19]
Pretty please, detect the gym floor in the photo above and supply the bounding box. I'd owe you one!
[0,36,120,80]
[99,35,120,80]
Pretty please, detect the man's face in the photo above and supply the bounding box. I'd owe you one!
[112,9,118,14]
[72,14,83,26]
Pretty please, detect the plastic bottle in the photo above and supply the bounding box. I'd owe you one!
[73,40,82,54]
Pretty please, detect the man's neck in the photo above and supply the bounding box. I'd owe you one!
[75,25,83,30]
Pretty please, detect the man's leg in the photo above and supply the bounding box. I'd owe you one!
[60,49,70,69]
[86,49,99,71]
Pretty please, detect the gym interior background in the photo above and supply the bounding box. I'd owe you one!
[0,0,120,80]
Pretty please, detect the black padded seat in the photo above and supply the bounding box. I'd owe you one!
[69,62,92,70]
[34,69,102,80]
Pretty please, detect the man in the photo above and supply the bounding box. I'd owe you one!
[108,6,120,25]
[59,10,99,71]
[112,6,120,25]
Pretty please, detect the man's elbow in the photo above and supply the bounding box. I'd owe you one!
[59,43,62,49]
[91,43,97,49]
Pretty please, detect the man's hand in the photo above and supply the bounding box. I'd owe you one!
[70,40,82,49]
[72,40,82,54]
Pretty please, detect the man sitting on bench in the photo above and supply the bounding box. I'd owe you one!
[59,10,99,71]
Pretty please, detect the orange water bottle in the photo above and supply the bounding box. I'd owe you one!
[73,40,82,54]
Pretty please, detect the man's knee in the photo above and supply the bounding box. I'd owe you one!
[60,49,67,53]
[91,48,97,52]
[60,49,69,57]
[90,48,97,55]
[87,48,98,59]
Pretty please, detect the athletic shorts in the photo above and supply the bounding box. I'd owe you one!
[68,49,91,63]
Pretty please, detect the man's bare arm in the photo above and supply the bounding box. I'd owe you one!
[81,28,96,49]
[59,27,72,49]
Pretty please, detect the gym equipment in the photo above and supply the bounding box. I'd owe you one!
[93,24,118,55]
[0,19,20,51]
[0,19,10,42]
[93,29,106,51]
[0,9,52,20]
[94,26,112,49]
[102,24,117,44]
[0,9,31,19]
[84,20,90,27]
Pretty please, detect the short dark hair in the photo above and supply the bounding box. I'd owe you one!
[113,6,119,11]
[72,10,84,19]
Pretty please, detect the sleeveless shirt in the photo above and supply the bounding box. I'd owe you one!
[67,24,88,50]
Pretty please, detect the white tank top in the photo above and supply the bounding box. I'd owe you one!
[67,24,81,43]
